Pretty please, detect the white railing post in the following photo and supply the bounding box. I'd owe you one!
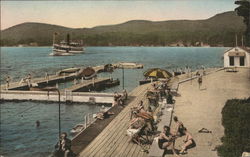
[92,78,95,86]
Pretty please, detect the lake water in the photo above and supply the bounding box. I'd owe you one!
[0,47,228,157]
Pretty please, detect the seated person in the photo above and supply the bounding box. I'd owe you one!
[173,116,184,136]
[96,111,114,120]
[147,106,153,116]
[96,106,115,120]
[130,107,139,120]
[166,89,174,104]
[127,114,150,144]
[152,83,157,90]
[137,111,153,121]
[180,127,195,154]
[158,126,179,157]
[54,132,73,157]
[127,114,145,139]
[114,92,122,106]
[129,114,145,129]
[130,101,145,116]
[147,90,159,106]
[137,100,144,110]
[122,89,128,100]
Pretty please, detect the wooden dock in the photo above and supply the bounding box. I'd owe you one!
[78,83,152,157]
[0,65,107,91]
[1,73,77,90]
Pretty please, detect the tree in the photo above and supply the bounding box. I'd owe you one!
[235,0,250,46]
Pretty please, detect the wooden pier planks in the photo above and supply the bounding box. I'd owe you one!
[78,83,151,157]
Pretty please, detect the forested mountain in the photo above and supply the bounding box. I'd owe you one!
[0,11,246,47]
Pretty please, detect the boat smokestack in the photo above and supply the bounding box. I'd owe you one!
[67,34,70,45]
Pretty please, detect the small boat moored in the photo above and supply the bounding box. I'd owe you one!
[70,124,85,134]
[77,67,97,80]
[114,62,143,69]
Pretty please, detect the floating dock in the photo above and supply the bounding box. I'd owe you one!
[1,76,119,104]
[0,65,108,91]
[0,90,115,104]
[0,63,121,104]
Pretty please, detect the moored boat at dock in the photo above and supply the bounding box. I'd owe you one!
[71,124,85,134]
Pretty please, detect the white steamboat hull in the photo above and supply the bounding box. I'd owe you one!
[53,48,84,54]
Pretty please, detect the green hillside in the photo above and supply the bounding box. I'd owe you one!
[0,11,246,46]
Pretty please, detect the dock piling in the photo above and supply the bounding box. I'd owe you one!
[84,115,87,128]
[92,78,95,86]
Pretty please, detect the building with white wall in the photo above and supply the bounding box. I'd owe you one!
[224,47,250,68]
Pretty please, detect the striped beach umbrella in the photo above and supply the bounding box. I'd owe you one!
[143,68,173,79]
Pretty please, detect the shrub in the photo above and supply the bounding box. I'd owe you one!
[217,97,250,157]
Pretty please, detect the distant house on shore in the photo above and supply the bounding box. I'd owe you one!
[224,47,250,68]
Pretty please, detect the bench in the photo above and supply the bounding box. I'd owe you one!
[148,103,174,157]
[225,67,238,73]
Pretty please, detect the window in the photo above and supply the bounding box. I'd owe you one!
[240,57,245,66]
[229,56,234,66]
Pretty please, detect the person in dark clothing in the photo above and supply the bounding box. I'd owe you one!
[114,92,122,106]
[180,127,196,154]
[158,126,179,157]
[166,89,174,104]
[36,120,40,127]
[6,76,11,89]
[198,75,203,89]
[54,132,72,157]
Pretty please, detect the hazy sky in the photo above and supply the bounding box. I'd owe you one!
[1,0,237,30]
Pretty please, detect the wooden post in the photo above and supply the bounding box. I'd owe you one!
[45,72,48,83]
[84,115,87,128]
[88,113,91,124]
[122,67,124,89]
[191,72,193,85]
[65,90,67,99]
